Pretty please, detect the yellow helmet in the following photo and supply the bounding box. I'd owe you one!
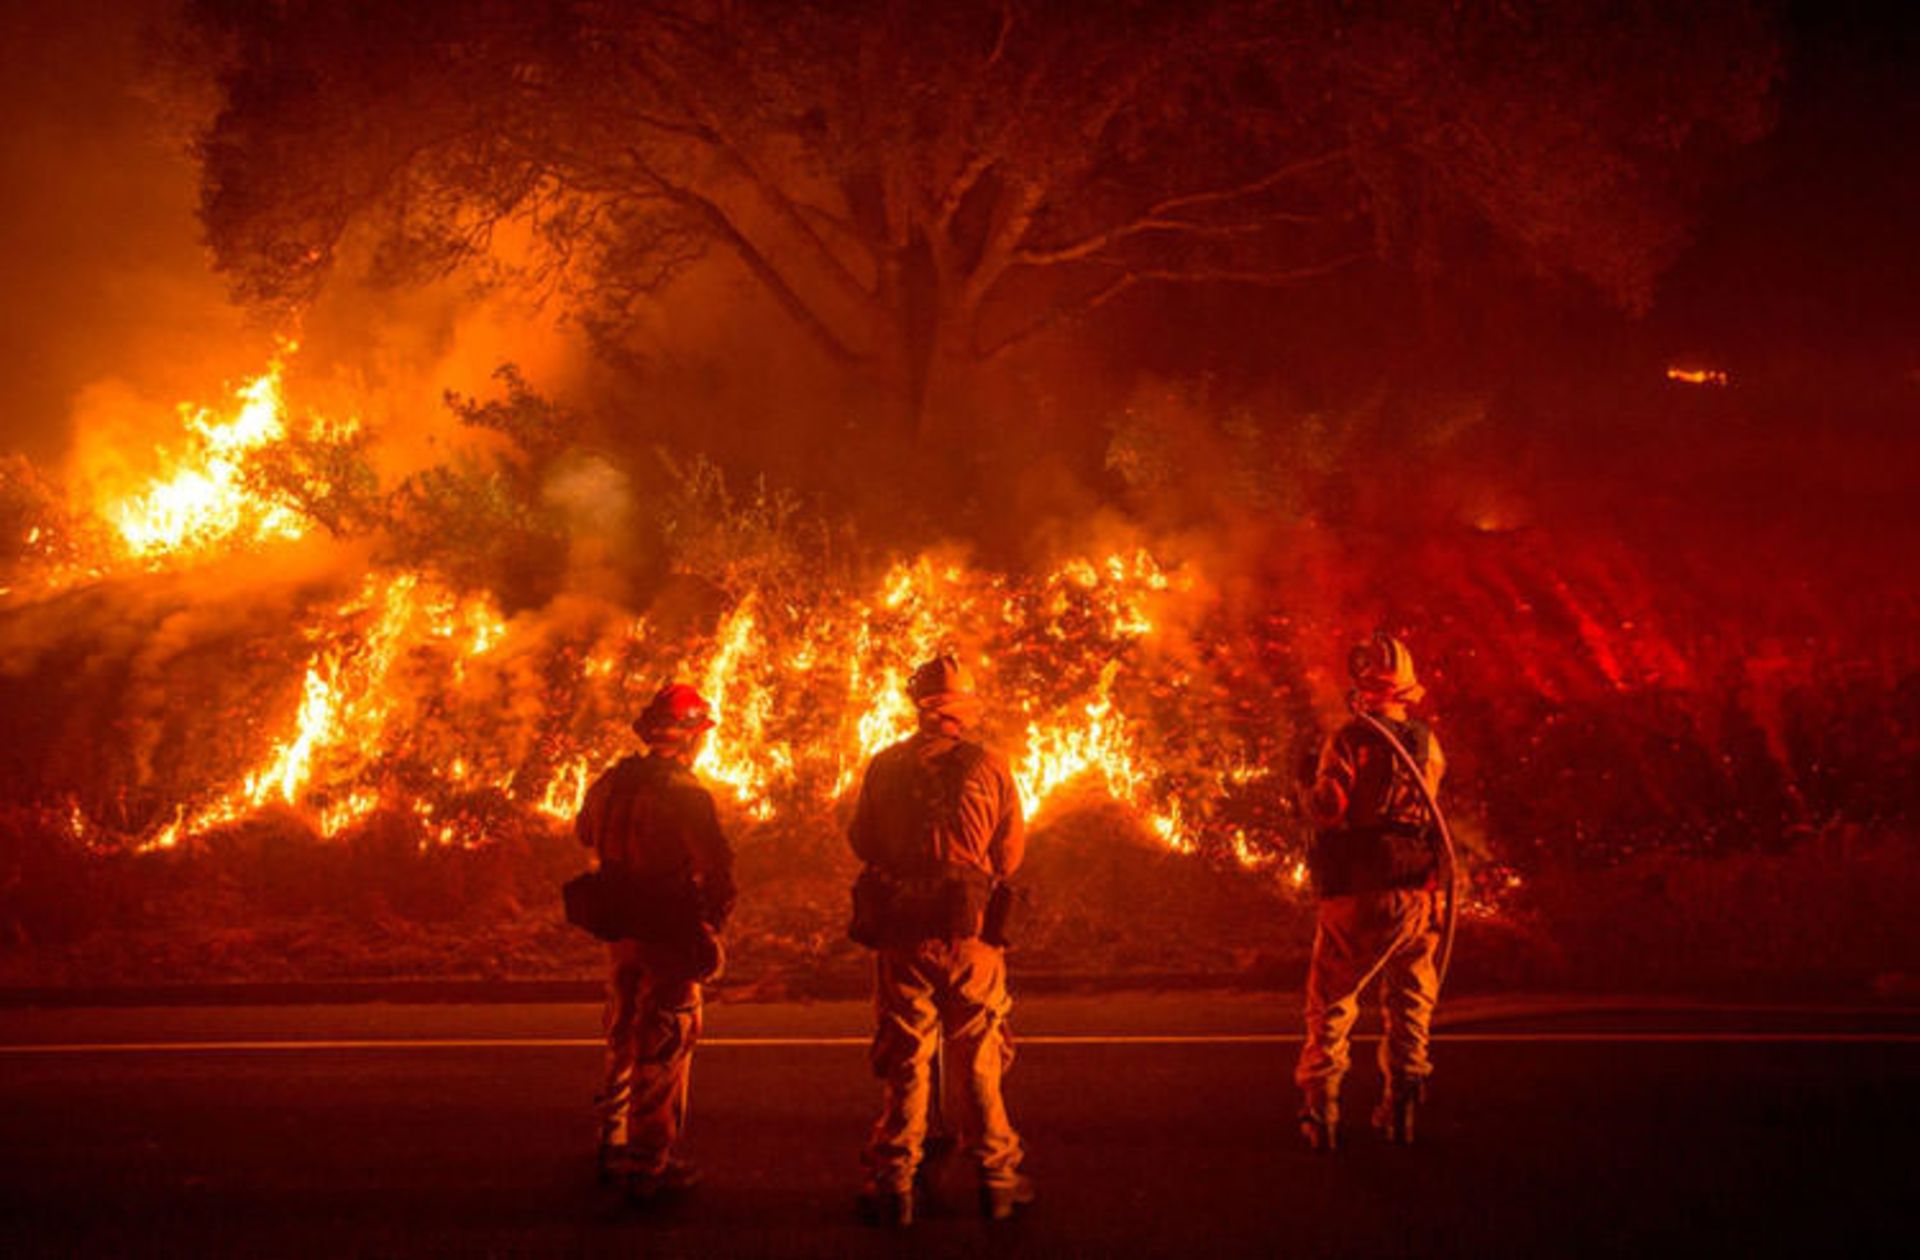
[907,654,979,714]
[1348,632,1426,705]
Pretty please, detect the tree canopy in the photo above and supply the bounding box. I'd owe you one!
[186,0,1777,433]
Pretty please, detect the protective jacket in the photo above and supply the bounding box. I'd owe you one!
[1307,715,1445,897]
[849,731,1025,881]
[577,753,736,930]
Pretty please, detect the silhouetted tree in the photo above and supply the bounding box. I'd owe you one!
[186,0,1775,440]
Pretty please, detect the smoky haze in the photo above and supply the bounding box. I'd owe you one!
[0,0,1916,998]
[0,0,264,466]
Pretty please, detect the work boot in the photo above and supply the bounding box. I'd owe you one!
[915,1132,957,1194]
[1299,1100,1340,1153]
[1373,1077,1427,1145]
[980,1174,1036,1222]
[626,1168,667,1206]
[626,1156,700,1205]
[857,1186,915,1228]
[596,1143,632,1186]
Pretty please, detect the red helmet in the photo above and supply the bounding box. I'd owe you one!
[634,683,716,743]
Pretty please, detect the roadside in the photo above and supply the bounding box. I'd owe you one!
[4,990,1918,1050]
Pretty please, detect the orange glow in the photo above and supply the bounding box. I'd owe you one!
[693,597,785,820]
[139,571,511,850]
[37,354,1273,869]
[1665,365,1729,386]
[536,757,595,823]
[103,355,360,566]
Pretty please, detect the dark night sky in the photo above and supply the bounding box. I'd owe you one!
[1652,1,1920,379]
[0,0,1915,467]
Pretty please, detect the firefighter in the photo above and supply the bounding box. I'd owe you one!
[849,654,1033,1226]
[576,682,735,1202]
[1296,633,1446,1151]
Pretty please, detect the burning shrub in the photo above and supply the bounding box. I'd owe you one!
[3,355,1918,993]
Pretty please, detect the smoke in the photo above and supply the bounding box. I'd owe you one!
[1,0,1914,886]
[0,1,265,465]
[543,454,639,600]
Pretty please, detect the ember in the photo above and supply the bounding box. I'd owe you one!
[1665,365,1731,386]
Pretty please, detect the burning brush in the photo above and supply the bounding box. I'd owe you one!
[2,357,1297,873]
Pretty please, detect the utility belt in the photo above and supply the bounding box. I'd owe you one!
[1308,821,1437,899]
[849,863,1025,949]
[563,867,706,946]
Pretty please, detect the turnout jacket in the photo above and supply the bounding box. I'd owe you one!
[577,754,736,930]
[1307,714,1445,897]
[849,731,1025,881]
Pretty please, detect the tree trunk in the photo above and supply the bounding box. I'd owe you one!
[901,228,943,445]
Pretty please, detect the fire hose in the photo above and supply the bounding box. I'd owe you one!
[1346,692,1463,994]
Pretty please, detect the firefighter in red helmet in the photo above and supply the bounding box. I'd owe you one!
[1297,633,1447,1150]
[848,654,1033,1226]
[576,682,735,1202]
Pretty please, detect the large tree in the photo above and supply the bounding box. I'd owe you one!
[186,0,1775,438]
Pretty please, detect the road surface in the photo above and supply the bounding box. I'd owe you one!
[2,993,1915,1257]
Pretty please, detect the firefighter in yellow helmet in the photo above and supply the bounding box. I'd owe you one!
[1297,633,1447,1150]
[576,683,735,1202]
[849,655,1033,1226]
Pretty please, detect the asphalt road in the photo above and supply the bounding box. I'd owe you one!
[2,994,1915,1258]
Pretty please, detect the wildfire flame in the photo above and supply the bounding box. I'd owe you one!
[104,354,360,565]
[18,355,1280,870]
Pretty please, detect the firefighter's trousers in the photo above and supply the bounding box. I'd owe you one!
[597,940,701,1172]
[865,937,1023,1193]
[1294,888,1440,1110]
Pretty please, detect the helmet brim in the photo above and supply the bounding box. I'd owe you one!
[633,714,717,740]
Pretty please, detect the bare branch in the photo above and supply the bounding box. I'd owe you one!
[975,272,1140,362]
[975,250,1369,362]
[1013,213,1324,267]
[1009,149,1352,267]
[633,48,884,315]
[626,150,865,366]
[1151,149,1352,218]
[1119,251,1369,286]
[794,200,874,257]
[986,1,1015,69]
[623,110,718,143]
[953,176,1046,324]
[934,151,997,230]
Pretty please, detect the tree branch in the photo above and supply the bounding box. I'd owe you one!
[975,272,1141,362]
[1011,149,1354,267]
[975,250,1369,362]
[934,151,997,231]
[985,1,1015,70]
[1013,213,1325,267]
[954,176,1046,324]
[1118,251,1370,286]
[627,150,865,366]
[633,49,884,315]
[1150,148,1353,215]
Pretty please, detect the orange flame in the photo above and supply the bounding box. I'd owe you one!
[45,355,1274,868]
[104,356,361,565]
